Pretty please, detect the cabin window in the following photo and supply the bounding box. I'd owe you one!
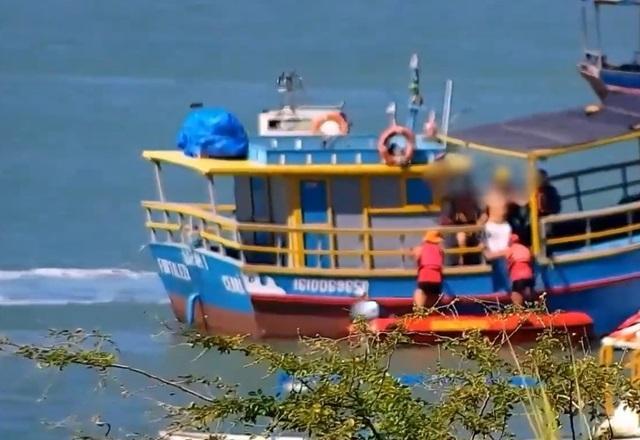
[331,178,363,268]
[370,177,401,208]
[406,178,433,205]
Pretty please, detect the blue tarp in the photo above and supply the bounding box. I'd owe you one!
[176,108,249,158]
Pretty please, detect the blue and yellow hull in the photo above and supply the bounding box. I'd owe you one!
[150,242,640,338]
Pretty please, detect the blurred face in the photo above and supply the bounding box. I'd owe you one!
[536,171,548,186]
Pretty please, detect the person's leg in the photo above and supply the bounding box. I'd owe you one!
[424,282,443,308]
[413,287,427,311]
[511,290,524,308]
[511,279,525,308]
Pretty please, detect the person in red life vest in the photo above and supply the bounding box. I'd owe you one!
[484,233,535,307]
[505,234,535,307]
[411,230,445,310]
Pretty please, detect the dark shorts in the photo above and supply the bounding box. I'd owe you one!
[512,278,534,295]
[417,282,442,296]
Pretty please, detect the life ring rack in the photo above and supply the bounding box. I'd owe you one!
[311,112,349,136]
[377,125,416,166]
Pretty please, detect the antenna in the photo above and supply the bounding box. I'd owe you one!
[441,79,453,149]
[407,53,423,131]
[386,102,398,126]
[581,0,589,53]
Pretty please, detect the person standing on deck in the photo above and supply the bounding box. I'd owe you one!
[440,176,481,265]
[535,169,561,217]
[411,230,445,311]
[478,166,527,289]
[486,234,535,307]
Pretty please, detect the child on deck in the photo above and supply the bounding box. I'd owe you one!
[486,234,535,307]
[412,230,445,310]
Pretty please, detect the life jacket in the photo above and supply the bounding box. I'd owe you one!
[507,242,533,282]
[418,243,444,283]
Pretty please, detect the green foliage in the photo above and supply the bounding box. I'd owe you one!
[1,316,637,439]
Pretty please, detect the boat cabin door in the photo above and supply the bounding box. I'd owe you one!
[299,180,331,268]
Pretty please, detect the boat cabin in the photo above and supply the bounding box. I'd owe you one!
[143,135,470,273]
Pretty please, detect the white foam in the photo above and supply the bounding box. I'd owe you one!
[0,268,168,306]
[0,268,152,281]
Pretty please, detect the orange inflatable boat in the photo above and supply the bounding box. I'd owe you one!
[360,311,593,343]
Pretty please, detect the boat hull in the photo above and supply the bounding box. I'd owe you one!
[149,243,640,339]
[579,63,640,99]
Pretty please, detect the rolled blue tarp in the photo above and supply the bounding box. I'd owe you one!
[176,108,249,159]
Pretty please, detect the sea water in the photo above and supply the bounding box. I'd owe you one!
[0,0,635,438]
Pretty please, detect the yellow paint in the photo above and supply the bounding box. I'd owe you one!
[436,135,530,159]
[145,221,181,232]
[243,263,492,277]
[143,200,493,270]
[287,177,303,268]
[142,150,470,176]
[528,158,541,256]
[532,130,640,158]
[361,176,372,269]
[440,128,640,160]
[368,205,441,215]
[429,318,490,332]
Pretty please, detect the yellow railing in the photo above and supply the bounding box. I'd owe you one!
[142,201,488,273]
[540,200,640,257]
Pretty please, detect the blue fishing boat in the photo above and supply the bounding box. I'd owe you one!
[142,54,640,338]
[579,0,640,99]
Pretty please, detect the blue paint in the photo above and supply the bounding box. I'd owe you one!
[185,292,200,325]
[601,68,640,90]
[197,252,255,314]
[247,136,445,166]
[149,243,195,299]
[151,240,640,336]
[300,180,331,268]
[406,177,432,205]
[274,372,539,395]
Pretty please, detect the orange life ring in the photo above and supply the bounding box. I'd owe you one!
[377,125,416,166]
[311,112,349,135]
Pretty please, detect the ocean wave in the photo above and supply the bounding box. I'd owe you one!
[0,268,153,281]
[0,268,167,306]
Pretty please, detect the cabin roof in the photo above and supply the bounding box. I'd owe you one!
[142,150,471,176]
[440,94,640,159]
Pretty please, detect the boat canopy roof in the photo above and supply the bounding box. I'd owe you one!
[440,94,640,159]
[142,150,471,177]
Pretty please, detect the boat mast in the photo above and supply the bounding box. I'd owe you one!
[581,0,589,52]
[406,53,423,132]
[595,1,603,51]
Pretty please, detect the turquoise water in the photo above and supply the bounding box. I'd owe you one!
[0,0,634,437]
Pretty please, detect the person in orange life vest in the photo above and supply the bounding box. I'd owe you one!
[411,230,445,310]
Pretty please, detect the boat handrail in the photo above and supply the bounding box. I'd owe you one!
[142,201,482,235]
[142,200,487,271]
[539,199,640,253]
[541,199,640,224]
[549,158,640,211]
